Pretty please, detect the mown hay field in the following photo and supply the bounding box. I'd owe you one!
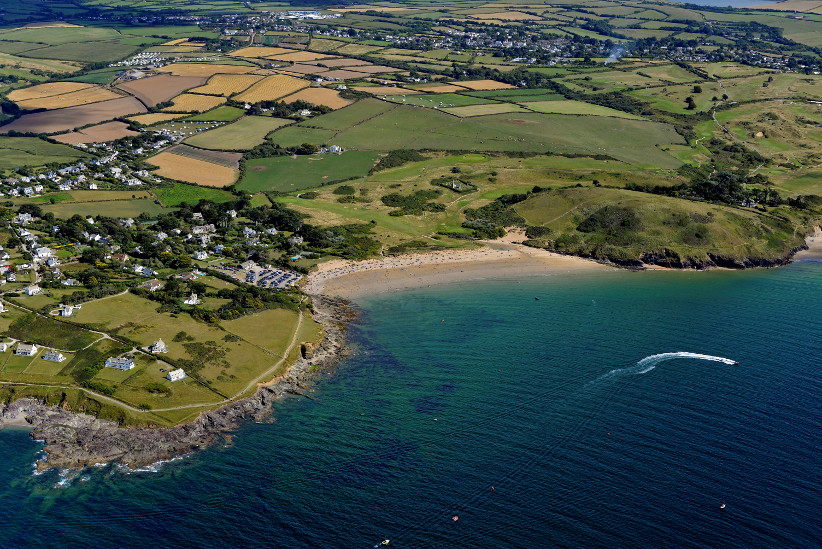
[233,74,309,103]
[7,81,93,101]
[184,116,292,150]
[231,46,292,58]
[157,63,256,77]
[13,86,122,110]
[162,93,226,113]
[312,58,368,67]
[406,83,468,93]
[117,74,207,107]
[188,74,263,96]
[148,151,238,187]
[267,51,332,62]
[281,87,352,109]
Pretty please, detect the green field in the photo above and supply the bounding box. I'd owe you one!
[7,313,99,351]
[283,105,684,168]
[381,93,498,108]
[184,106,246,122]
[42,199,168,219]
[152,183,234,206]
[520,99,645,119]
[20,41,138,63]
[185,116,293,150]
[0,137,90,171]
[240,151,380,193]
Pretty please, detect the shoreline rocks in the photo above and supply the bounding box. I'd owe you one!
[0,295,355,473]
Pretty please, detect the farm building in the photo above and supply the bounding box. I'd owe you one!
[167,368,186,382]
[43,350,66,362]
[15,343,38,356]
[105,357,135,370]
[148,339,168,354]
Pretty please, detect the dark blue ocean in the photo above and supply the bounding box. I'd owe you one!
[2,260,822,548]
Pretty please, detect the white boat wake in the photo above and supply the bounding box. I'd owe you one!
[599,352,737,380]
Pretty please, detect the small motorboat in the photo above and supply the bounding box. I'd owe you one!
[732,361,739,365]
[380,541,391,546]
[720,502,726,509]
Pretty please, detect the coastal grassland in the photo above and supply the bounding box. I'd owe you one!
[267,126,339,148]
[560,64,698,93]
[6,313,99,351]
[301,98,396,130]
[239,151,380,193]
[514,187,809,265]
[274,152,676,247]
[221,308,299,352]
[629,81,724,114]
[152,183,234,206]
[70,292,307,400]
[0,137,89,171]
[184,116,293,150]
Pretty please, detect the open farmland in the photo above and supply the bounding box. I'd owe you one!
[274,105,683,168]
[267,51,332,62]
[184,116,292,150]
[188,74,264,96]
[156,63,256,77]
[322,70,371,80]
[520,100,646,119]
[152,183,234,206]
[117,74,208,107]
[20,41,138,63]
[0,137,89,170]
[13,86,122,110]
[450,79,516,90]
[184,106,245,122]
[352,85,419,95]
[162,93,226,113]
[239,151,381,193]
[0,96,146,134]
[281,87,352,109]
[233,74,309,103]
[230,46,293,57]
[53,121,139,145]
[165,144,242,168]
[149,151,239,187]
[127,113,188,125]
[443,103,528,116]
[42,198,166,219]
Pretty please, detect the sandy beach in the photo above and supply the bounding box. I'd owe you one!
[794,226,822,259]
[303,236,611,299]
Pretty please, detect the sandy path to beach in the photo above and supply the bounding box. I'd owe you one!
[304,237,610,299]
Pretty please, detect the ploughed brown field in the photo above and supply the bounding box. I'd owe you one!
[0,96,147,134]
[53,121,139,145]
[117,74,208,107]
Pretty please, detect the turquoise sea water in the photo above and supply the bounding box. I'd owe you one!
[2,261,822,547]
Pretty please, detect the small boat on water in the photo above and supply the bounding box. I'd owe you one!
[720,502,726,509]
[732,361,739,365]
[380,540,390,546]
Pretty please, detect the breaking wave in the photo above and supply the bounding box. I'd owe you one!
[600,352,737,380]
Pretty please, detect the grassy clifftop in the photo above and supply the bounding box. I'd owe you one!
[513,187,813,268]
